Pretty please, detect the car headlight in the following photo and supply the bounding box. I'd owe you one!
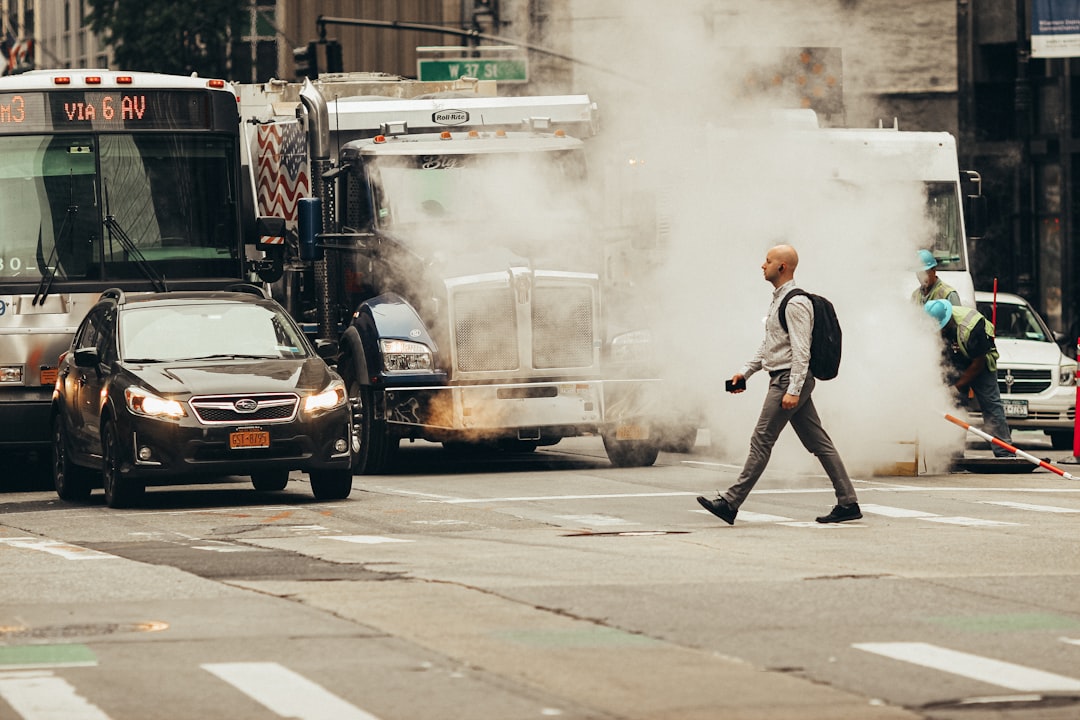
[303,379,347,414]
[609,329,653,365]
[1061,363,1077,387]
[125,386,186,419]
[380,338,433,372]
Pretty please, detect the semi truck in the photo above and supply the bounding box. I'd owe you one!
[238,74,670,473]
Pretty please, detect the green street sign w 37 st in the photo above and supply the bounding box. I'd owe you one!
[418,58,528,83]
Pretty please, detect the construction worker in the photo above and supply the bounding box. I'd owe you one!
[913,249,960,306]
[924,298,1013,457]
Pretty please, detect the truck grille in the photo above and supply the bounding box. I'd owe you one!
[190,393,299,424]
[997,368,1052,395]
[450,271,596,374]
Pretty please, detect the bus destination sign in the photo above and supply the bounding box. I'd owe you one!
[0,90,214,132]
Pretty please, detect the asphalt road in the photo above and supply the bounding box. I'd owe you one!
[2,431,1079,720]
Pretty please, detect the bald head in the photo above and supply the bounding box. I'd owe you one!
[762,244,799,287]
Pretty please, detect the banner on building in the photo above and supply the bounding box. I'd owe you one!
[0,31,34,75]
[1033,0,1080,58]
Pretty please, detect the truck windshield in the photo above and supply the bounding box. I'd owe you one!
[924,180,965,271]
[370,150,588,236]
[0,134,240,281]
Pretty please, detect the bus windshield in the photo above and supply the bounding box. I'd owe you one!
[0,133,240,281]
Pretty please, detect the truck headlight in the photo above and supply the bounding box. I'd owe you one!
[609,329,653,365]
[303,379,347,414]
[1060,364,1077,387]
[381,338,433,372]
[125,386,186,419]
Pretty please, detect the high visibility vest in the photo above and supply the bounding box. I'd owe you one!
[951,305,998,373]
[912,278,959,305]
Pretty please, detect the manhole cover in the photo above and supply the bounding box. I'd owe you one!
[0,621,168,640]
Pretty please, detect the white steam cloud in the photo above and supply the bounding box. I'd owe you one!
[554,2,968,474]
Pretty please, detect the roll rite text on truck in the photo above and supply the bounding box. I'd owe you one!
[239,74,666,473]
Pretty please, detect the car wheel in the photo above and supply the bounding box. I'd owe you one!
[102,421,143,508]
[52,414,94,502]
[602,431,660,468]
[1049,431,1074,451]
[251,470,289,491]
[309,468,352,500]
[346,374,396,475]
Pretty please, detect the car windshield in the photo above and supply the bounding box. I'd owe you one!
[978,301,1051,342]
[119,302,310,362]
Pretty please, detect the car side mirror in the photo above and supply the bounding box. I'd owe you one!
[314,339,339,361]
[73,347,99,368]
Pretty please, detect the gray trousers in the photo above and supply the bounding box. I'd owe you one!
[723,370,858,509]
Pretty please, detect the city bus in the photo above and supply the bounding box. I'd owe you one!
[0,70,252,457]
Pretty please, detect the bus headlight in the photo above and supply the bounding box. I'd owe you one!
[609,329,653,365]
[0,366,23,383]
[303,379,347,415]
[380,339,433,372]
[125,386,186,419]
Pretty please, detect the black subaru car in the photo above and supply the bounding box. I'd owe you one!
[51,286,353,507]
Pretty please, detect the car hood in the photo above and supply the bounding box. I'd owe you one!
[995,338,1071,367]
[122,358,336,397]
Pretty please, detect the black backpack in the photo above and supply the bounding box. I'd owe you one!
[778,289,842,380]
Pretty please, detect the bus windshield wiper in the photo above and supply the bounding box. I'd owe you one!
[103,179,168,293]
[33,173,78,306]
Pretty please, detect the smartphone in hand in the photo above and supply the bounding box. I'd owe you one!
[725,377,746,392]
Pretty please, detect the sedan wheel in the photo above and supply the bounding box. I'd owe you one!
[102,421,144,508]
[52,415,94,502]
[251,470,289,491]
[309,468,352,500]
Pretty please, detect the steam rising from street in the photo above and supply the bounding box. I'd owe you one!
[556,3,967,474]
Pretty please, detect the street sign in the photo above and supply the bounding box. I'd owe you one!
[418,58,528,83]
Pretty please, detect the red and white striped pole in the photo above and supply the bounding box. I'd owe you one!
[944,413,1080,481]
[1074,336,1080,459]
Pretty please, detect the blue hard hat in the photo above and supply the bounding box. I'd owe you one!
[924,299,952,329]
[917,249,937,271]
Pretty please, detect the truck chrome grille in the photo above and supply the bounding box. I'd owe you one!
[532,286,593,368]
[454,287,518,371]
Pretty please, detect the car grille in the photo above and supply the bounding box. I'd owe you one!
[189,393,299,425]
[450,273,595,374]
[997,368,1052,395]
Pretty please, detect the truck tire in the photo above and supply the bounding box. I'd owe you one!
[1049,431,1074,450]
[346,375,396,475]
[660,424,699,454]
[602,431,659,468]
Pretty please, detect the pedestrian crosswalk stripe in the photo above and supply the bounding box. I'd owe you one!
[859,504,937,518]
[0,671,111,720]
[203,662,382,720]
[979,501,1080,514]
[320,535,413,545]
[853,642,1080,692]
[735,511,795,523]
[0,538,117,561]
[924,516,1020,527]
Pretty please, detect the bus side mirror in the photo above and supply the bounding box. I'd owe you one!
[256,216,287,250]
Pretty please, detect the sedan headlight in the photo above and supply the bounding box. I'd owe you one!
[380,338,433,372]
[1060,363,1077,387]
[125,386,186,419]
[303,379,347,415]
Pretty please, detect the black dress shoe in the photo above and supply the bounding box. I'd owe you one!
[816,503,862,523]
[697,496,737,525]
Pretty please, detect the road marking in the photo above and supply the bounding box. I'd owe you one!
[859,504,937,518]
[203,662,382,720]
[1061,637,1080,646]
[191,545,261,553]
[0,538,117,561]
[853,642,1080,692]
[924,517,1021,527]
[702,510,794,523]
[430,491,700,504]
[979,501,1080,514]
[0,645,97,670]
[555,514,637,526]
[320,535,413,545]
[0,670,111,719]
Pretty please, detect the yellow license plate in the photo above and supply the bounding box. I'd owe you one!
[229,430,270,449]
[614,424,649,441]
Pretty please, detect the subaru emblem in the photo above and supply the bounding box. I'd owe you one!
[234,398,259,413]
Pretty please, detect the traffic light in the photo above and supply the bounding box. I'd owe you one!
[324,40,343,74]
[293,42,318,80]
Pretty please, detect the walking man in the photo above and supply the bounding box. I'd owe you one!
[924,298,1013,457]
[697,244,861,525]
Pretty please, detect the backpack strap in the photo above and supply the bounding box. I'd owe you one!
[778,288,809,333]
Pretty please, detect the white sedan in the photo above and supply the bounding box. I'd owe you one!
[976,291,1077,449]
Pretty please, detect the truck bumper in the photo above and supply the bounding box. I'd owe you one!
[382,378,661,439]
[0,389,54,448]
